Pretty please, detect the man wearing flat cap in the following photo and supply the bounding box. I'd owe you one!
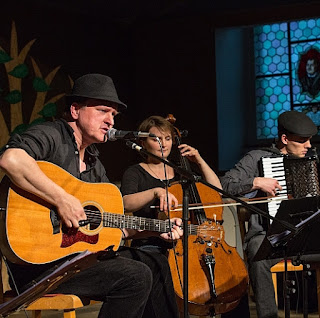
[220,111,318,318]
[0,73,182,318]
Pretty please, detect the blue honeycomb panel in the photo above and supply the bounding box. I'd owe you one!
[254,23,289,76]
[256,76,291,139]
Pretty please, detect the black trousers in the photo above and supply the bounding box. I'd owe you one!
[246,233,279,318]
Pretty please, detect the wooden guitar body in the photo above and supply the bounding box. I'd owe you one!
[0,161,218,266]
[0,161,124,265]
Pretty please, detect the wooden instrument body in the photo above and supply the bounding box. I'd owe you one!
[0,161,124,265]
[167,182,249,316]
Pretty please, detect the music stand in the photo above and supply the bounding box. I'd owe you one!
[254,196,320,318]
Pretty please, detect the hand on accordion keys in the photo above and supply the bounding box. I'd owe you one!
[253,177,283,196]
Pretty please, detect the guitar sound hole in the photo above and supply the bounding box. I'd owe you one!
[84,205,101,230]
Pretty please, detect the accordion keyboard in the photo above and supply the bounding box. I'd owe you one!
[261,155,320,219]
[261,156,288,219]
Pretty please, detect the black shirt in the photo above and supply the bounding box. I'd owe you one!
[1,118,109,183]
[121,164,179,250]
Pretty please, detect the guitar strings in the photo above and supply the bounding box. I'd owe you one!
[81,208,224,237]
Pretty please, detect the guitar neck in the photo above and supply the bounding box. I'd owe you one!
[103,212,197,234]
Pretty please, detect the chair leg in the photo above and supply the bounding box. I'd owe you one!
[32,310,42,318]
[272,272,278,306]
[63,309,77,318]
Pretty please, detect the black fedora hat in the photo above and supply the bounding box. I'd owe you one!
[66,73,127,111]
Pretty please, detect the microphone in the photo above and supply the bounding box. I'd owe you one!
[107,128,156,141]
[126,141,143,151]
[126,141,166,162]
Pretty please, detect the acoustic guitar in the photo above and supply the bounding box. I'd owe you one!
[0,161,221,265]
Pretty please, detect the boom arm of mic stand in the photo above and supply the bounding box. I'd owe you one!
[198,178,297,233]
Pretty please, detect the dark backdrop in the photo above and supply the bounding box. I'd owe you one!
[1,0,320,181]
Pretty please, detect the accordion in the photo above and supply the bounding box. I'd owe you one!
[260,155,320,218]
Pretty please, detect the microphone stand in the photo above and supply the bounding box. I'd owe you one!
[125,141,297,318]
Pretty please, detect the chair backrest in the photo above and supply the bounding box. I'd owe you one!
[222,203,246,259]
[237,205,251,244]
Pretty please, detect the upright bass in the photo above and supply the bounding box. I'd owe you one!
[165,114,249,317]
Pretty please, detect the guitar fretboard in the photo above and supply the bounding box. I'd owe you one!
[103,212,198,235]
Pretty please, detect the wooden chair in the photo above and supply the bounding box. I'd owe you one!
[237,205,251,262]
[0,257,97,318]
[270,260,304,306]
[11,293,90,318]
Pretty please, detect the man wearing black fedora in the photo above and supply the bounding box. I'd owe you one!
[220,111,318,318]
[0,73,182,318]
